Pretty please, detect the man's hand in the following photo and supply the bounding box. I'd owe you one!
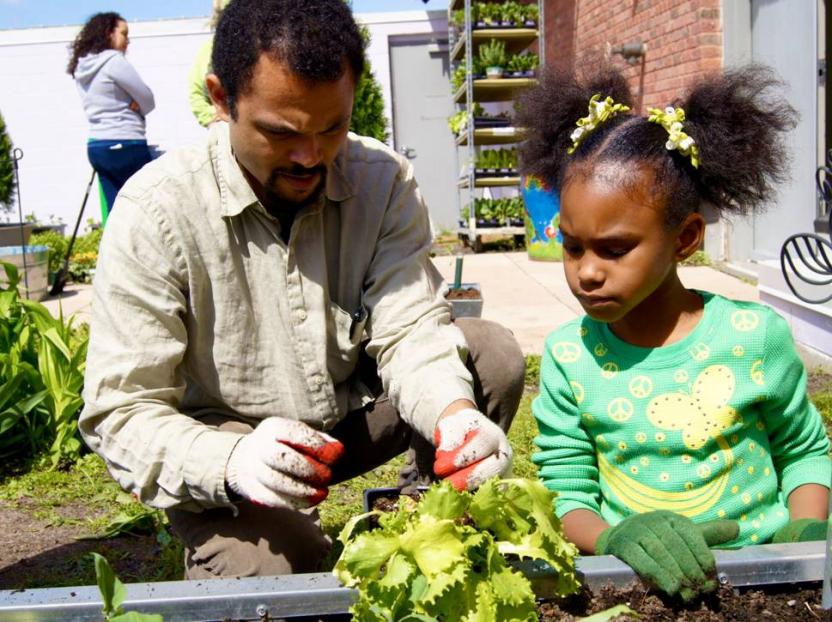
[433,408,511,491]
[772,518,828,543]
[595,511,739,601]
[225,418,344,509]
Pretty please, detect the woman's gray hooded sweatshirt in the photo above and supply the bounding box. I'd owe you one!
[74,50,155,140]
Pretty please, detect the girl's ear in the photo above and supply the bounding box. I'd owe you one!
[675,212,706,262]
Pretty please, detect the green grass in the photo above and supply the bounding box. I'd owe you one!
[681,250,711,267]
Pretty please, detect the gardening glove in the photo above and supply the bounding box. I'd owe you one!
[595,511,739,602]
[772,518,828,543]
[433,408,512,491]
[225,417,344,509]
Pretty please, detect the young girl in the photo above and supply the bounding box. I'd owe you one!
[518,67,831,601]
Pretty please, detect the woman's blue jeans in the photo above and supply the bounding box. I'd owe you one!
[87,139,153,214]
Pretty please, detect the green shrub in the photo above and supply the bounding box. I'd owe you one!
[0,262,88,467]
[30,230,69,274]
[349,22,389,142]
[0,109,14,210]
[72,228,103,256]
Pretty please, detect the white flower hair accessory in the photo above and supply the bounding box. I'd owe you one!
[567,94,631,155]
[647,106,700,168]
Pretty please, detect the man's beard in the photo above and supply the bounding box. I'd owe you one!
[263,164,327,210]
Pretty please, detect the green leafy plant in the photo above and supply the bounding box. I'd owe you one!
[350,23,389,142]
[0,262,89,466]
[475,147,518,170]
[30,230,69,275]
[507,52,539,74]
[0,108,14,211]
[92,553,163,622]
[479,39,507,69]
[334,478,580,621]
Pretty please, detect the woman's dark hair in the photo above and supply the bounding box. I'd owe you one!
[67,12,124,77]
[517,65,798,226]
[212,0,365,118]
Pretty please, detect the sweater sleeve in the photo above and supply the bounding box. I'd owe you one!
[759,311,831,497]
[188,40,217,127]
[532,333,601,518]
[109,54,155,117]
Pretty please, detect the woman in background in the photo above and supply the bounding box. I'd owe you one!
[68,12,155,214]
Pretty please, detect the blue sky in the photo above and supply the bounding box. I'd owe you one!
[0,0,448,30]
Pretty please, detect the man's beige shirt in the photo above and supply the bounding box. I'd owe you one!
[80,125,474,512]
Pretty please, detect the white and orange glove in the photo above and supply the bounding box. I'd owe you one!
[433,408,512,491]
[225,417,344,509]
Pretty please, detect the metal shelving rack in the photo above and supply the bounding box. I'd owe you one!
[449,0,544,252]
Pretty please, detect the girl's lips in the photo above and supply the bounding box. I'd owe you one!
[578,295,616,308]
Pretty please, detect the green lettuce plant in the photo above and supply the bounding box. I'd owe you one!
[334,478,580,621]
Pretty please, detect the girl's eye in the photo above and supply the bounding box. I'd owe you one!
[600,246,631,258]
[563,242,582,256]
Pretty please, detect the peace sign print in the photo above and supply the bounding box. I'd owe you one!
[607,397,634,422]
[628,375,654,399]
[731,310,760,332]
[570,381,585,404]
[601,362,620,379]
[688,342,711,362]
[552,341,581,363]
[594,343,609,357]
[750,360,765,386]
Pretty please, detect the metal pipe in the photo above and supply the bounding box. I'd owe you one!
[0,542,823,621]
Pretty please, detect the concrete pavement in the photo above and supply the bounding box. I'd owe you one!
[41,251,758,355]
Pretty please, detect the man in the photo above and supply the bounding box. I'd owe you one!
[80,0,524,579]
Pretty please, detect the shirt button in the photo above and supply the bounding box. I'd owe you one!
[312,375,324,388]
[296,309,308,322]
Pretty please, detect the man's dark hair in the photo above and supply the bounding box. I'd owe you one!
[212,0,365,118]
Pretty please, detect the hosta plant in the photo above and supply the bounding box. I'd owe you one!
[334,478,580,621]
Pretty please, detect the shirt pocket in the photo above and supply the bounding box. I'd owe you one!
[326,300,367,384]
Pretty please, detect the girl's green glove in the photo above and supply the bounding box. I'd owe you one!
[595,510,739,601]
[771,518,828,543]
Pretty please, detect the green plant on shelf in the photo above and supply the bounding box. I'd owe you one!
[506,51,539,74]
[477,2,501,26]
[451,9,465,30]
[523,3,539,24]
[478,38,507,70]
[474,147,518,170]
[451,64,467,91]
[447,103,486,135]
[469,196,525,225]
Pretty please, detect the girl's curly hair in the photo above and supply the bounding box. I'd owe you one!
[67,12,123,77]
[517,65,798,226]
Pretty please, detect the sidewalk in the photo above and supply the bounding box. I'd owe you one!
[42,252,758,355]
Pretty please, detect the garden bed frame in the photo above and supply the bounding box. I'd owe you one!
[0,542,824,621]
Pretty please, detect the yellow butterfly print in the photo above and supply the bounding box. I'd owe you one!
[599,364,738,517]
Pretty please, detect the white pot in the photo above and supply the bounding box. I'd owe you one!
[485,67,504,79]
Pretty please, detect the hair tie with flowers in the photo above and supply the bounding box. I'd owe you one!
[567,94,631,154]
[647,106,700,168]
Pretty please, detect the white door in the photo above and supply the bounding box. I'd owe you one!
[389,37,458,230]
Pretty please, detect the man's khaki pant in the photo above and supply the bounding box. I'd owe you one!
[166,318,525,578]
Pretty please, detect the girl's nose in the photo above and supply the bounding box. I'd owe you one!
[578,257,605,287]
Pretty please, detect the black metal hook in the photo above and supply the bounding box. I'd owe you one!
[11,147,23,171]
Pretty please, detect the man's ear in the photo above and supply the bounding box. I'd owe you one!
[675,212,706,262]
[205,73,231,121]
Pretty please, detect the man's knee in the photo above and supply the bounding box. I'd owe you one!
[168,504,331,579]
[455,318,525,429]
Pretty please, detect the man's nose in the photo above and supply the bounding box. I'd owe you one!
[290,135,322,169]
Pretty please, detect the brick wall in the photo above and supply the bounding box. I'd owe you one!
[543,0,723,112]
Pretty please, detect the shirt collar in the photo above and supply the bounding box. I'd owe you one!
[212,123,355,219]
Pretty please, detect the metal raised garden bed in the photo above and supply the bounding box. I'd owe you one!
[0,541,824,621]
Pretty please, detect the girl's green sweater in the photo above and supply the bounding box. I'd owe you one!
[533,291,831,546]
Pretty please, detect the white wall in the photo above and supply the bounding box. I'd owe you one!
[0,10,447,227]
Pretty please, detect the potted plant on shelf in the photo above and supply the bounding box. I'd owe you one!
[479,39,507,79]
